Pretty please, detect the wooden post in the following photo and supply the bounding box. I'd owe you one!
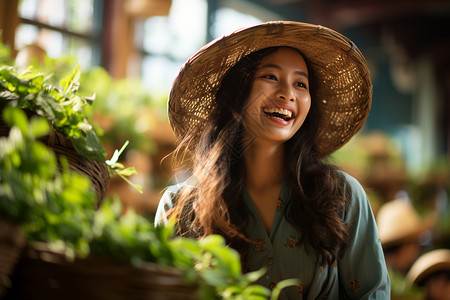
[0,0,19,57]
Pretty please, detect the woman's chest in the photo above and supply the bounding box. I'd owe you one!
[245,217,320,296]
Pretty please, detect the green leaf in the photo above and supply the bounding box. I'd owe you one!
[61,64,81,95]
[270,278,300,300]
[199,235,242,278]
[116,167,137,177]
[106,140,129,166]
[242,285,271,298]
[2,106,28,136]
[244,268,267,283]
[70,129,106,162]
[29,117,50,138]
[0,90,19,101]
[117,173,143,193]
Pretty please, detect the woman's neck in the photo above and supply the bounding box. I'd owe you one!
[243,140,284,190]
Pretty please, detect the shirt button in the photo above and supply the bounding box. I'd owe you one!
[266,257,274,265]
[269,282,276,290]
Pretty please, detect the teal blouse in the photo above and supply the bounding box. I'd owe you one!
[155,172,390,299]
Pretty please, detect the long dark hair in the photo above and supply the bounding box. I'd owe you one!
[170,47,351,267]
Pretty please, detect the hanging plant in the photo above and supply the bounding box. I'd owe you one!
[0,65,142,194]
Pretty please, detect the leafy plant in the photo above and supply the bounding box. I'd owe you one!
[0,65,141,192]
[0,107,96,259]
[0,65,105,161]
[90,197,281,300]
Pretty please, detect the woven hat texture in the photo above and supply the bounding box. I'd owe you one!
[168,21,372,154]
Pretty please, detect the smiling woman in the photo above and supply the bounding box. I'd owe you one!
[155,21,390,299]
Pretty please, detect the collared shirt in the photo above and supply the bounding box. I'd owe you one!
[155,171,390,299]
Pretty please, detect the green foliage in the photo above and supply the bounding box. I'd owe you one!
[90,197,280,299]
[90,197,161,265]
[168,234,271,300]
[0,65,106,162]
[389,269,424,298]
[78,66,165,154]
[0,64,142,192]
[0,107,97,259]
[0,36,13,65]
[106,140,143,193]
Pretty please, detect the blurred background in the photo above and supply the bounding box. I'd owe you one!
[0,0,449,294]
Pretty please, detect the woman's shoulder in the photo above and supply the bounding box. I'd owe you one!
[336,169,366,195]
[335,169,374,223]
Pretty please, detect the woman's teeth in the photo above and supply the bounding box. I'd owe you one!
[263,107,292,121]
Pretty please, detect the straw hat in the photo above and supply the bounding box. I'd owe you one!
[168,21,372,155]
[406,249,450,285]
[376,197,436,248]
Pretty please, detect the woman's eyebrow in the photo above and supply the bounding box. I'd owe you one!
[259,63,309,79]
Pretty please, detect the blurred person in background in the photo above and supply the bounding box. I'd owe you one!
[156,21,390,299]
[364,131,408,206]
[14,43,47,70]
[407,249,450,300]
[377,196,437,275]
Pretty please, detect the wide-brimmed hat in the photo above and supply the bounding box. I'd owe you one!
[376,197,437,248]
[406,249,450,285]
[168,21,372,154]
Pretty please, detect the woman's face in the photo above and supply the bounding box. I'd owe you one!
[243,47,311,145]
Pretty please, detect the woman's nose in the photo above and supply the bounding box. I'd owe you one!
[277,83,295,102]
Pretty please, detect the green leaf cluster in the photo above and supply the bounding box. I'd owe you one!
[0,64,142,192]
[168,235,271,300]
[0,107,97,259]
[0,65,106,162]
[89,196,276,300]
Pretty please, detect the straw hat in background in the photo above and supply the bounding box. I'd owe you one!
[376,197,437,248]
[15,43,47,69]
[168,21,372,155]
[406,249,450,285]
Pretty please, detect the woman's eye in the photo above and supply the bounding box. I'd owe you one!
[262,74,277,80]
[296,82,307,88]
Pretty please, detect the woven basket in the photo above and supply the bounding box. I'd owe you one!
[0,105,109,205]
[0,219,25,298]
[8,244,199,300]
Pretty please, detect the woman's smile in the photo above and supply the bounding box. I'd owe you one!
[262,105,295,122]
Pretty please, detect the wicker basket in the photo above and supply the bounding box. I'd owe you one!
[0,219,25,298]
[0,105,109,206]
[8,244,199,300]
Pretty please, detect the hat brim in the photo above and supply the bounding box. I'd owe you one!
[407,249,450,285]
[168,21,372,154]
